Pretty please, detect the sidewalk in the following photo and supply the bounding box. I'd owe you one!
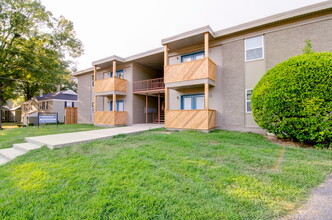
[280,175,332,220]
[0,124,163,165]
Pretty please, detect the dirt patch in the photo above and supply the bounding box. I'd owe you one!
[266,135,313,148]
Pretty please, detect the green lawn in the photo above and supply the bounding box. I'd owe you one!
[0,129,331,219]
[0,124,104,149]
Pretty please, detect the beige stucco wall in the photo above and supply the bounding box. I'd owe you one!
[77,71,94,123]
[265,18,332,70]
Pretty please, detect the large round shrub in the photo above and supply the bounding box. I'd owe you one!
[252,52,332,148]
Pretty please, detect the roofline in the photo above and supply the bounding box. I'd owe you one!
[161,25,215,45]
[91,47,164,67]
[161,1,332,44]
[73,67,94,76]
[75,1,331,75]
[214,1,332,37]
[92,55,125,66]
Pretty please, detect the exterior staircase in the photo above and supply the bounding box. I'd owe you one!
[154,111,165,123]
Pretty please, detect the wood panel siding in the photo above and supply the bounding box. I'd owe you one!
[94,111,127,125]
[164,57,216,84]
[94,78,127,93]
[165,109,216,131]
[65,107,77,124]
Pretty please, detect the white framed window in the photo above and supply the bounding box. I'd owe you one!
[245,36,264,61]
[91,75,94,87]
[245,89,253,113]
[181,94,205,110]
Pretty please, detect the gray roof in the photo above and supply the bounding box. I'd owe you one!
[35,90,77,101]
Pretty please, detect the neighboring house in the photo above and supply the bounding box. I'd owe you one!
[9,106,21,122]
[74,2,332,132]
[21,89,78,125]
[1,106,10,122]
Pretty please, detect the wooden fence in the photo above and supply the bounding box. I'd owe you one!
[65,107,77,124]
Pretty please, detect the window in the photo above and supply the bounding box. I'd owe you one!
[64,101,67,108]
[91,101,94,113]
[109,70,124,79]
[246,89,253,113]
[181,51,204,63]
[46,101,48,110]
[110,100,124,111]
[181,94,205,110]
[72,102,74,107]
[245,36,264,61]
[91,75,94,87]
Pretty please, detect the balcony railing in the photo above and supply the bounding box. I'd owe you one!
[164,57,216,84]
[165,109,216,131]
[94,77,127,94]
[133,77,165,93]
[94,111,127,125]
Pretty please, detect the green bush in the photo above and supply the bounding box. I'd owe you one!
[252,52,332,148]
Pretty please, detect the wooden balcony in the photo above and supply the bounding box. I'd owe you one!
[94,77,127,94]
[164,57,216,84]
[94,111,127,125]
[133,77,165,93]
[165,109,216,131]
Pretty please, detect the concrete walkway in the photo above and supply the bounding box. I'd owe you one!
[0,124,163,165]
[281,175,332,220]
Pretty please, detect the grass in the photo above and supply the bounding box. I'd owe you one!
[0,124,104,149]
[0,129,331,219]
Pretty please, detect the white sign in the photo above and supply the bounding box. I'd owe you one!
[39,115,57,124]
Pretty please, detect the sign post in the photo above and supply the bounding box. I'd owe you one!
[38,112,58,128]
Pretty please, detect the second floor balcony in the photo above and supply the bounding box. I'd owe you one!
[94,77,127,95]
[133,77,165,93]
[164,57,216,85]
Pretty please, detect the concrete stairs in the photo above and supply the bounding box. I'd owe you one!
[0,143,42,165]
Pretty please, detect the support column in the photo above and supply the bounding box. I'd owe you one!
[205,83,209,110]
[204,32,209,58]
[165,88,168,111]
[164,44,168,66]
[113,93,116,112]
[158,93,160,124]
[146,94,148,123]
[112,60,116,77]
[93,65,97,114]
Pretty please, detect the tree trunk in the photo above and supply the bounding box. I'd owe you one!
[0,98,3,130]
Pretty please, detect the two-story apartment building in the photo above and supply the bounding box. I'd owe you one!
[21,89,78,125]
[74,2,332,132]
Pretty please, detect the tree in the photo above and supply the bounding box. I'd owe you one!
[0,0,83,129]
[251,52,332,148]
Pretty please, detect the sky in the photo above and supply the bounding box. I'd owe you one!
[40,0,326,70]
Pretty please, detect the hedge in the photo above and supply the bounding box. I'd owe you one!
[252,52,332,148]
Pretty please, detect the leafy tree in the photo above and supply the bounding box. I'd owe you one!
[0,0,83,129]
[252,52,332,148]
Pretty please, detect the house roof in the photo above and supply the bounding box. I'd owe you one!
[35,89,77,101]
[10,106,21,111]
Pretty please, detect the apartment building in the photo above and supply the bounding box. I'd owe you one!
[74,2,332,132]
